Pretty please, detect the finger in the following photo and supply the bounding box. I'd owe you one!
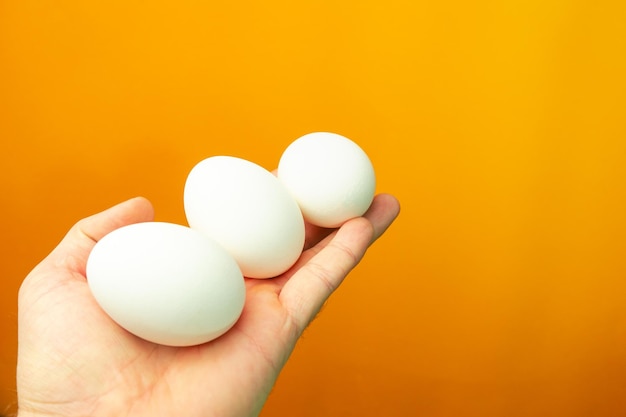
[300,193,400,253]
[77,196,154,241]
[278,193,400,334]
[362,193,401,243]
[279,216,374,334]
[48,196,155,275]
[281,193,401,280]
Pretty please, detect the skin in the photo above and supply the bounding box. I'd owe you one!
[17,193,400,417]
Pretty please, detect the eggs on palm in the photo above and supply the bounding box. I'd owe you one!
[86,222,245,347]
[86,132,376,346]
[183,156,305,279]
[278,132,376,228]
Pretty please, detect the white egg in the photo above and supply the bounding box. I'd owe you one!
[86,222,245,347]
[184,156,305,279]
[277,132,376,228]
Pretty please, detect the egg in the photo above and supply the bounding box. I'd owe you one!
[86,221,246,347]
[184,155,305,278]
[277,132,376,228]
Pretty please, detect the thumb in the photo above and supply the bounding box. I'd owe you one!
[45,196,155,276]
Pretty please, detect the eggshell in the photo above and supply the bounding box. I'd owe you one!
[86,222,245,347]
[184,156,305,278]
[277,132,376,228]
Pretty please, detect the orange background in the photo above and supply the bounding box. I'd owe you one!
[1,1,625,416]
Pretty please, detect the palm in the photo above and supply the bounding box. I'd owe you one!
[17,194,399,417]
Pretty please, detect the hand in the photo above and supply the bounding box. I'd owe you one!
[17,194,400,417]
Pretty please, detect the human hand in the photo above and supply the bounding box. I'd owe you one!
[17,193,400,417]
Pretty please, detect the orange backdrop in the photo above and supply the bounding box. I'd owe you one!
[1,1,625,416]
